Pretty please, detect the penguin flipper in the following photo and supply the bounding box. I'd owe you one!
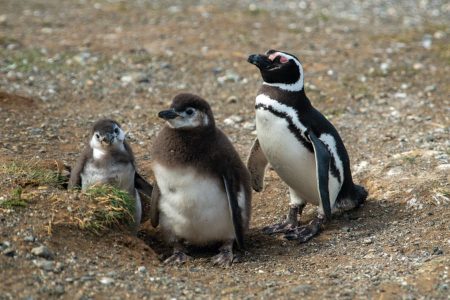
[68,148,90,190]
[134,172,153,197]
[149,182,160,228]
[306,130,332,219]
[246,138,268,192]
[222,174,244,249]
[134,172,153,224]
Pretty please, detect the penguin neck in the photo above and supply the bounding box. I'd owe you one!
[259,85,312,111]
[153,126,217,167]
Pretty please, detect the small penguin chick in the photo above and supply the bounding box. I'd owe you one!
[68,119,153,233]
[150,93,252,267]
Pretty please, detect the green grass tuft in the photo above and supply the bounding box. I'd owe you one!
[0,187,27,208]
[76,184,135,234]
[1,161,66,188]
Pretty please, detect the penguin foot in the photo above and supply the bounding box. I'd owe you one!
[212,251,234,268]
[163,251,191,265]
[284,216,325,243]
[262,221,298,235]
[212,240,235,268]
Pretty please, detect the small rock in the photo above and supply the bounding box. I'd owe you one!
[3,247,16,257]
[31,245,54,259]
[226,96,238,104]
[386,167,402,177]
[394,92,407,99]
[120,75,133,83]
[363,238,373,245]
[436,283,448,292]
[224,115,244,126]
[243,122,256,131]
[436,164,450,172]
[0,241,11,251]
[291,284,312,294]
[407,197,423,210]
[353,161,369,175]
[33,259,54,271]
[52,284,65,295]
[217,71,240,84]
[413,63,424,70]
[137,266,147,273]
[380,62,390,73]
[23,235,35,243]
[80,275,94,282]
[0,14,7,25]
[432,247,443,255]
[421,34,432,49]
[423,84,436,93]
[99,277,114,285]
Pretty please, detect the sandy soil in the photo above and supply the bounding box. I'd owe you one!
[0,0,449,299]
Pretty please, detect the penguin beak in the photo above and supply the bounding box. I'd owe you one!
[158,109,179,120]
[247,54,272,70]
[102,133,115,144]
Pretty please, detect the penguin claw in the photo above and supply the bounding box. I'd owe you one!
[163,251,191,265]
[283,223,322,243]
[262,222,297,235]
[212,251,234,268]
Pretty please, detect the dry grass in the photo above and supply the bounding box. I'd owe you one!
[54,184,136,235]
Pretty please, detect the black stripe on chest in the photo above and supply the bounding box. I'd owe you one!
[256,103,313,153]
[255,102,341,183]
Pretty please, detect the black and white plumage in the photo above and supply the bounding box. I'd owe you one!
[68,119,153,231]
[247,50,367,242]
[150,93,251,267]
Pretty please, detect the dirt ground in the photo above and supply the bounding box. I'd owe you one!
[0,0,449,299]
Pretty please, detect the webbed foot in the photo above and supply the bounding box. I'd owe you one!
[284,216,325,243]
[212,240,235,268]
[163,251,191,265]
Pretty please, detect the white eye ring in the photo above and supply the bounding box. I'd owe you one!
[186,108,194,115]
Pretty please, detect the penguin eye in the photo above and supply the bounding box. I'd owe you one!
[95,133,100,139]
[114,128,119,134]
[186,108,194,116]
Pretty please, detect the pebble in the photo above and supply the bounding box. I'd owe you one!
[436,164,450,172]
[386,167,402,177]
[137,266,147,273]
[0,241,11,251]
[33,259,55,272]
[432,247,443,255]
[224,115,244,126]
[99,277,115,285]
[23,235,36,243]
[407,197,423,210]
[291,284,312,294]
[217,71,240,84]
[3,247,16,257]
[31,245,54,259]
[226,96,238,104]
[363,238,373,245]
[243,122,256,131]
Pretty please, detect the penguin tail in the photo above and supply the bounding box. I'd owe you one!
[353,184,368,207]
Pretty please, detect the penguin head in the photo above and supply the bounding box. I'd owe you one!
[158,93,215,130]
[248,50,304,91]
[89,119,126,150]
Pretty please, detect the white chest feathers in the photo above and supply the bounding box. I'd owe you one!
[152,163,245,245]
[81,160,135,193]
[255,94,343,207]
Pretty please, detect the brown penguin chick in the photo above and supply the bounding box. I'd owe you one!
[150,93,251,267]
[68,119,153,231]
